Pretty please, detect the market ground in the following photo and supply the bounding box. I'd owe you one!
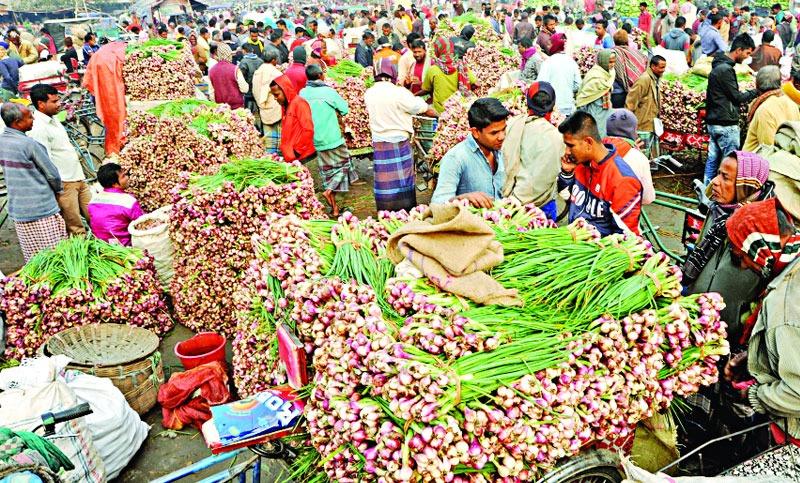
[0,157,699,481]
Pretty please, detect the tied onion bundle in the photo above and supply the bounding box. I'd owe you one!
[170,156,325,339]
[120,100,263,211]
[123,39,201,101]
[1,237,172,360]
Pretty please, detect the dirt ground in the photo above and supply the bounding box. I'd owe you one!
[0,154,696,481]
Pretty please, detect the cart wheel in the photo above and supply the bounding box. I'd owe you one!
[538,449,624,483]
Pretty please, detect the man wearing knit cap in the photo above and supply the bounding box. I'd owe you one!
[208,43,245,110]
[685,151,773,340]
[501,81,564,220]
[285,46,308,91]
[603,109,655,205]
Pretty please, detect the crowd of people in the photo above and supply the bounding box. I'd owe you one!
[2,0,800,458]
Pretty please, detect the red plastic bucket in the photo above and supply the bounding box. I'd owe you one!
[174,332,227,370]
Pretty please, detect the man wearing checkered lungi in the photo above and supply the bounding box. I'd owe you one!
[365,58,437,212]
[0,103,66,262]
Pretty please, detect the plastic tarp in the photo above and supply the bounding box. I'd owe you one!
[82,41,126,155]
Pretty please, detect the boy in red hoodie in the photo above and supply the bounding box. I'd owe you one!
[270,74,316,163]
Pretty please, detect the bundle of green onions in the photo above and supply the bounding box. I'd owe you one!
[188,157,302,193]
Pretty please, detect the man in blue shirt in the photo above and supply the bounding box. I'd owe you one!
[0,56,24,94]
[700,13,727,56]
[82,33,100,66]
[431,98,509,208]
[594,19,614,49]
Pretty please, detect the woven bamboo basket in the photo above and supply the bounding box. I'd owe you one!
[43,324,164,415]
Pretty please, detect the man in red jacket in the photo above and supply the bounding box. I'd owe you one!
[271,75,315,163]
[557,111,643,236]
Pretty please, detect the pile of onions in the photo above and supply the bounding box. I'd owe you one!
[328,69,374,150]
[120,100,263,211]
[169,157,325,338]
[231,200,729,482]
[573,46,597,76]
[463,46,519,97]
[1,240,171,360]
[427,93,471,168]
[123,40,201,101]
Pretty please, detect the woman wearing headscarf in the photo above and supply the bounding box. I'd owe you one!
[419,37,475,113]
[575,49,616,137]
[537,33,581,116]
[684,151,774,341]
[611,29,647,108]
[722,198,800,444]
[208,43,244,110]
[501,81,565,220]
[307,39,336,69]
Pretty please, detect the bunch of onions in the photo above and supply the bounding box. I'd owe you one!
[573,46,597,76]
[463,45,519,97]
[169,157,324,337]
[427,93,472,168]
[120,100,263,211]
[328,70,373,150]
[123,40,201,100]
[659,77,706,134]
[1,239,171,360]
[232,214,331,396]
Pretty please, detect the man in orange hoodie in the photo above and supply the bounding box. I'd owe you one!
[271,75,316,163]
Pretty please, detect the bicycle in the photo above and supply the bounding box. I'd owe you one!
[60,87,105,181]
[0,403,93,482]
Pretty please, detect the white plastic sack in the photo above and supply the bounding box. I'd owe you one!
[63,370,149,480]
[622,457,793,482]
[129,205,174,290]
[18,61,65,82]
[651,46,689,76]
[0,358,106,483]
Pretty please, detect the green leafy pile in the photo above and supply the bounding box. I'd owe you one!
[126,38,185,61]
[189,157,303,193]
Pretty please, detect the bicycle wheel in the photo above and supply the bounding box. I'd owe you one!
[538,450,624,483]
[76,145,102,181]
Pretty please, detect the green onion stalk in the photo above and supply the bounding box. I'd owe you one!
[189,157,302,193]
[495,232,653,309]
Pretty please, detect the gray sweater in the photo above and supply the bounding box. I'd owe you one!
[0,127,62,222]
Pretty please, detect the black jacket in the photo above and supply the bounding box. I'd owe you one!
[451,25,476,59]
[354,42,373,68]
[705,52,757,126]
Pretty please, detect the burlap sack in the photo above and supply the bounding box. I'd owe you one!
[387,204,522,306]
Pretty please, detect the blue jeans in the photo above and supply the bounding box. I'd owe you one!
[705,124,740,184]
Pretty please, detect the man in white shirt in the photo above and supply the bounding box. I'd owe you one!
[536,33,581,116]
[28,84,91,235]
[365,58,437,211]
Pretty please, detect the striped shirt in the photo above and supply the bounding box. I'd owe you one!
[88,188,144,246]
[0,127,62,222]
